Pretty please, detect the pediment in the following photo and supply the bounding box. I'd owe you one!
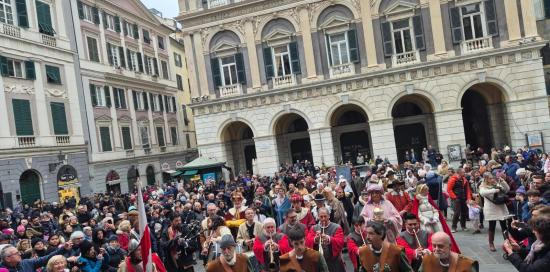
[118,115,133,122]
[319,15,352,30]
[106,0,159,25]
[153,116,165,124]
[211,41,239,54]
[383,1,418,18]
[167,117,178,124]
[263,29,294,42]
[95,114,112,122]
[136,117,149,123]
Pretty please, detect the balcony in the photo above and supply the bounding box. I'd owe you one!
[273,74,296,89]
[392,50,420,67]
[1,23,21,38]
[461,37,493,55]
[208,0,229,8]
[219,84,242,98]
[41,34,56,47]
[55,136,70,145]
[329,63,355,78]
[18,136,36,147]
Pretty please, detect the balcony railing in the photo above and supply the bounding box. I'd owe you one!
[18,136,36,147]
[41,34,56,47]
[55,136,70,145]
[461,37,493,54]
[1,23,21,38]
[273,74,296,89]
[329,63,355,78]
[208,0,228,8]
[392,50,420,66]
[219,84,242,98]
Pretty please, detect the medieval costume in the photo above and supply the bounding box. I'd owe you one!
[224,192,247,238]
[291,194,316,229]
[361,185,403,243]
[206,253,253,272]
[279,248,329,272]
[396,229,433,271]
[236,220,263,252]
[272,186,292,226]
[347,227,369,271]
[358,242,412,272]
[305,221,346,272]
[252,225,292,270]
[385,180,413,214]
[419,253,479,272]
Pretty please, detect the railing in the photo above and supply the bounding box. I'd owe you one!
[329,63,355,78]
[273,74,296,89]
[461,37,493,54]
[392,50,420,66]
[208,0,228,8]
[18,136,36,147]
[219,84,242,98]
[1,23,21,38]
[41,34,56,47]
[55,136,70,145]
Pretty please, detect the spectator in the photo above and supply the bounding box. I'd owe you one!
[447,168,473,232]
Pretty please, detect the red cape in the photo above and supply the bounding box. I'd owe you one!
[412,195,461,254]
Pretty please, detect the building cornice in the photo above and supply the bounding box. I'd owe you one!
[90,148,199,166]
[0,145,88,159]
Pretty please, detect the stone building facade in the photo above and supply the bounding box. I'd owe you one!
[178,0,550,176]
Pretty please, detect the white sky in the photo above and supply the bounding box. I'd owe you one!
[140,0,179,19]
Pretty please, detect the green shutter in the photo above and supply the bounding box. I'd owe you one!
[114,16,121,32]
[132,91,138,109]
[381,22,393,57]
[450,7,463,44]
[289,41,301,74]
[99,126,112,152]
[102,11,107,29]
[45,65,61,84]
[235,52,246,84]
[106,43,113,65]
[12,99,33,136]
[24,61,35,80]
[263,46,274,79]
[144,56,150,74]
[159,95,164,112]
[50,102,68,135]
[126,49,133,70]
[120,89,127,108]
[546,0,550,18]
[326,35,332,65]
[90,84,97,106]
[123,20,128,36]
[149,93,154,111]
[77,1,84,19]
[133,24,139,39]
[121,127,132,150]
[113,88,120,108]
[92,6,100,25]
[170,127,177,145]
[413,15,426,51]
[15,0,29,28]
[143,29,150,43]
[104,86,111,107]
[211,57,221,87]
[171,97,176,113]
[484,0,498,36]
[118,46,126,68]
[36,1,55,36]
[143,92,149,110]
[347,29,359,63]
[137,52,144,72]
[0,56,8,76]
[156,127,165,147]
[153,58,159,76]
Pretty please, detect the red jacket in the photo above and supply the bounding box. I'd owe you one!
[252,234,291,265]
[447,174,472,201]
[396,232,433,263]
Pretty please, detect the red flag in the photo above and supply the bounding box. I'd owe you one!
[137,178,152,272]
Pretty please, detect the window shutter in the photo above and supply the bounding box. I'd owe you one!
[183,105,189,125]
[137,53,144,72]
[15,0,29,28]
[90,84,97,106]
[123,21,128,36]
[113,88,120,108]
[171,127,178,145]
[121,127,132,150]
[126,49,132,70]
[102,11,107,29]
[120,89,127,109]
[484,0,498,36]
[45,65,61,84]
[153,58,159,76]
[77,1,84,19]
[156,127,165,147]
[132,90,138,109]
[263,46,274,79]
[104,86,111,107]
[211,57,221,88]
[106,43,113,65]
[381,22,393,57]
[347,29,360,63]
[114,16,121,32]
[288,42,301,74]
[144,56,150,74]
[325,35,332,65]
[12,99,33,136]
[24,61,35,80]
[235,52,246,84]
[133,24,139,39]
[413,15,426,51]
[546,0,550,18]
[171,97,176,113]
[159,95,164,112]
[202,0,208,8]
[149,93,154,111]
[50,102,68,135]
[143,30,150,43]
[36,1,55,36]
[164,95,169,112]
[450,7,462,44]
[143,92,149,110]
[92,6,100,25]
[99,127,112,152]
[118,46,126,68]
[0,56,8,76]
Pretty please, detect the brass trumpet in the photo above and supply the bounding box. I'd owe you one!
[267,233,278,271]
[318,226,325,255]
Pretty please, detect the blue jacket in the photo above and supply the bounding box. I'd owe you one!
[522,200,549,222]
[0,247,65,272]
[77,254,110,272]
[503,162,520,183]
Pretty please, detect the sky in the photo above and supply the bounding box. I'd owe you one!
[140,0,179,19]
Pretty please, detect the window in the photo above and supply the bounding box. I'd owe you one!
[7,59,23,78]
[535,0,545,20]
[121,126,132,150]
[126,49,139,71]
[182,105,189,126]
[174,53,182,67]
[124,21,135,37]
[391,19,414,54]
[104,13,116,31]
[220,55,237,86]
[176,74,183,90]
[12,99,33,136]
[50,102,68,135]
[158,36,165,50]
[156,127,165,147]
[328,32,349,66]
[91,85,107,107]
[114,88,126,109]
[166,96,173,112]
[170,127,178,145]
[36,1,55,36]
[185,134,191,149]
[161,60,169,79]
[86,36,100,62]
[272,44,292,77]
[152,94,159,111]
[461,3,484,40]
[107,43,120,67]
[143,29,150,44]
[0,0,14,25]
[144,55,154,75]
[45,65,61,84]
[140,126,150,149]
[99,126,112,152]
[82,4,94,22]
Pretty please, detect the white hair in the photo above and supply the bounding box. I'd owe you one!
[263,218,276,227]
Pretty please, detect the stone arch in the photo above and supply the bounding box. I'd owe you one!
[256,16,300,42]
[219,120,257,175]
[387,90,441,118]
[324,100,373,127]
[311,1,360,28]
[456,77,514,108]
[19,169,43,204]
[217,117,258,142]
[206,29,245,53]
[270,109,313,135]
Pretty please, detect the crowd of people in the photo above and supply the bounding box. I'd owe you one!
[0,145,548,272]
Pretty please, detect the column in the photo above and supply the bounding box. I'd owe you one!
[368,119,398,163]
[244,20,261,90]
[0,76,11,139]
[428,0,447,55]
[298,7,317,79]
[128,89,140,150]
[193,32,209,97]
[98,12,110,64]
[521,0,539,38]
[359,0,378,68]
[433,109,467,164]
[63,63,84,143]
[309,128,336,167]
[33,64,53,143]
[108,89,121,149]
[182,34,200,98]
[504,0,522,41]
[188,0,198,12]
[253,135,280,176]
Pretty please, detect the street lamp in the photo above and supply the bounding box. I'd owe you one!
[48,151,65,172]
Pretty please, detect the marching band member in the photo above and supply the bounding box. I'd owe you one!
[386,179,413,216]
[236,208,263,252]
[206,234,254,272]
[279,209,306,236]
[396,213,433,271]
[201,215,231,264]
[359,221,412,272]
[419,232,478,272]
[252,217,291,271]
[280,227,329,272]
[305,207,346,272]
[347,216,368,272]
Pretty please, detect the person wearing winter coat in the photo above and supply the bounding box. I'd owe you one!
[77,240,110,272]
[479,172,510,252]
[104,236,127,272]
[504,213,550,272]
[0,242,71,272]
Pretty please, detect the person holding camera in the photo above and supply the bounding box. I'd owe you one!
[503,213,550,271]
[479,172,510,252]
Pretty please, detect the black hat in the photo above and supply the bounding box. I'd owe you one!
[31,237,43,248]
[79,240,94,255]
[314,194,325,202]
[107,235,118,242]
